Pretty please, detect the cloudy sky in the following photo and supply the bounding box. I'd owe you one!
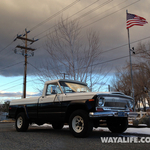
[0,0,150,102]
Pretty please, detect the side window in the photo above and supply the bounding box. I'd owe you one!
[46,83,61,95]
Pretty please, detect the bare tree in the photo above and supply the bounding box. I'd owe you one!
[35,18,109,91]
[0,101,10,113]
[111,67,146,110]
[111,42,150,110]
[3,101,10,112]
[134,42,150,110]
[136,42,150,60]
[111,68,132,95]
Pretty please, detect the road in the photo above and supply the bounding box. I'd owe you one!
[0,123,149,150]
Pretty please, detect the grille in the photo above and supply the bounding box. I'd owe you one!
[104,102,127,108]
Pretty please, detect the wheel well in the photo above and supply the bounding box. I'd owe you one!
[65,104,88,122]
[15,108,25,118]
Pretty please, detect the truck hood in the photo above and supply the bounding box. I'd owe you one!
[63,91,132,101]
[10,92,132,105]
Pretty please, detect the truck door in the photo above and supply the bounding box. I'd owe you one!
[38,83,63,122]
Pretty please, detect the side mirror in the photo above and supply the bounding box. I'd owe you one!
[51,86,57,94]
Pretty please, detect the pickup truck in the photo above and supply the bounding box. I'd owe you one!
[9,79,137,137]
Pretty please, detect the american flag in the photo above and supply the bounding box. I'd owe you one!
[126,13,148,29]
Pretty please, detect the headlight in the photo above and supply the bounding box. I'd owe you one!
[128,100,133,108]
[97,96,105,107]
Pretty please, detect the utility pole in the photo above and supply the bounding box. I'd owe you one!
[23,29,27,99]
[14,29,38,98]
[60,73,68,79]
[108,85,110,92]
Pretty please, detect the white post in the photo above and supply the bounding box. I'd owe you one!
[140,111,142,118]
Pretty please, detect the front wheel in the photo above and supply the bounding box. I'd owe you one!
[107,117,128,133]
[69,110,93,138]
[15,112,29,132]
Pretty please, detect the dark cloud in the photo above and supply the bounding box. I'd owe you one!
[0,0,150,77]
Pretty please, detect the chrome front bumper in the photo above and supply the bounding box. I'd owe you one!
[89,111,138,118]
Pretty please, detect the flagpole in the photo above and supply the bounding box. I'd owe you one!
[126,10,135,112]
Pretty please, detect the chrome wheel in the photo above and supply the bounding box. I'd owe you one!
[72,115,84,133]
[17,116,23,129]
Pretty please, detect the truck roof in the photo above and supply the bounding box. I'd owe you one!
[45,79,87,85]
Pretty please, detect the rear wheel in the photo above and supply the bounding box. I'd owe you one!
[107,117,128,133]
[69,110,93,138]
[52,122,64,130]
[15,112,29,132]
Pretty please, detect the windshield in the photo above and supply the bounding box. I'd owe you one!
[59,81,91,93]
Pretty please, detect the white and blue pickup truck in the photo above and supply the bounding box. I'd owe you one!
[9,79,137,137]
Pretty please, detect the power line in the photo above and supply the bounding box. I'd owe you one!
[102,35,150,54]
[29,0,141,72]
[30,0,80,32]
[0,0,140,56]
[2,49,149,92]
[77,55,129,71]
[0,0,139,58]
[0,0,81,78]
[1,32,149,75]
[28,62,42,73]
[29,0,140,66]
[0,34,18,54]
[28,54,128,73]
[0,61,24,71]
[75,49,150,71]
[37,0,139,40]
[80,0,128,26]
[33,0,112,38]
[1,79,34,92]
[1,29,147,73]
[0,55,134,92]
[80,0,140,29]
[42,34,150,71]
[38,0,114,40]
[0,78,23,87]
[0,45,41,71]
[1,83,23,91]
[0,41,14,53]
[28,45,150,75]
[0,0,142,88]
[0,51,21,63]
[0,0,80,56]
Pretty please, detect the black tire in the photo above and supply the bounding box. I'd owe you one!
[15,112,29,132]
[107,117,128,133]
[52,122,64,130]
[69,110,93,138]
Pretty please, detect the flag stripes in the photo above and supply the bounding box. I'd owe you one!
[126,13,148,29]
